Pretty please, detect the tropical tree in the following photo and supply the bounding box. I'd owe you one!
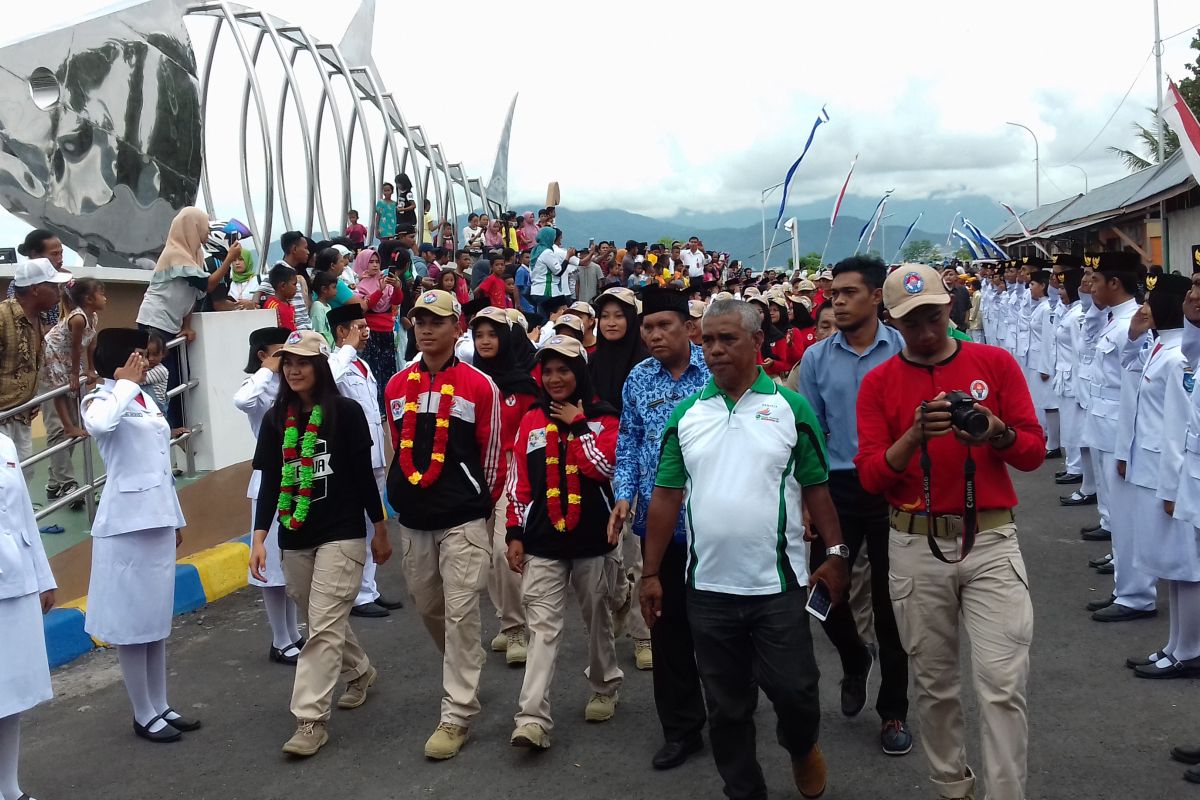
[900,239,938,263]
[1107,110,1180,171]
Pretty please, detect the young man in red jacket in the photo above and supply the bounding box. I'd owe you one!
[854,264,1043,800]
[384,289,505,761]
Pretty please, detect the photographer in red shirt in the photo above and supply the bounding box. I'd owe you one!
[854,264,1043,800]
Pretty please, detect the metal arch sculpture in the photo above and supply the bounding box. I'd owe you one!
[0,0,514,267]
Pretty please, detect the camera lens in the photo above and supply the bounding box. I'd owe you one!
[952,405,990,438]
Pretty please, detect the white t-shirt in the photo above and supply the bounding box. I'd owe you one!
[680,248,706,279]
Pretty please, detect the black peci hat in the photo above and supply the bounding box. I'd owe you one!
[1098,251,1141,274]
[326,303,365,333]
[245,326,291,373]
[640,286,690,318]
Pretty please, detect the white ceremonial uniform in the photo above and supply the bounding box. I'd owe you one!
[1083,300,1156,612]
[1161,321,1200,579]
[1120,330,1200,581]
[329,344,387,606]
[82,378,186,645]
[0,433,56,719]
[1024,297,1053,436]
[1051,301,1085,477]
[233,368,285,587]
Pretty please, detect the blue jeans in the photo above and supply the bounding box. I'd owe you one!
[687,588,822,800]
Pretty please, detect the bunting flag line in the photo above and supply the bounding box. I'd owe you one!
[773,105,830,230]
[962,218,1008,260]
[952,229,984,259]
[1161,79,1200,187]
[853,190,893,255]
[891,212,923,263]
[998,202,1052,258]
[829,154,858,228]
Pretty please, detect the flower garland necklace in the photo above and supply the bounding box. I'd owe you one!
[278,404,323,531]
[544,420,582,533]
[398,370,455,487]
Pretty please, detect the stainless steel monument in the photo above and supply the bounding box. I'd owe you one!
[0,0,514,267]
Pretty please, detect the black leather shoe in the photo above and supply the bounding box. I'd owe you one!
[1055,473,1083,485]
[1081,522,1102,534]
[1081,527,1112,542]
[1126,651,1165,669]
[163,708,202,732]
[1088,554,1113,569]
[1045,448,1063,459]
[652,737,703,770]
[270,642,301,665]
[840,655,872,718]
[1095,561,1115,574]
[350,602,390,618]
[375,594,405,610]
[1171,744,1200,765]
[1186,765,1200,784]
[1086,594,1115,612]
[1136,655,1200,679]
[1092,604,1157,622]
[133,715,182,743]
[1061,491,1097,507]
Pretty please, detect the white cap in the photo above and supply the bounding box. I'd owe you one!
[13,258,71,288]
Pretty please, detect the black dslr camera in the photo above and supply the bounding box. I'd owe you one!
[942,391,990,438]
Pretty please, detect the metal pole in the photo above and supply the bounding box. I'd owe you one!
[1006,122,1039,207]
[760,189,768,272]
[1067,164,1089,194]
[1154,0,1169,269]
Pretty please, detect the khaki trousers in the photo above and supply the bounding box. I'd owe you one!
[486,494,525,632]
[282,539,370,722]
[400,519,491,726]
[614,519,652,640]
[515,553,623,731]
[849,545,875,645]
[888,524,1032,800]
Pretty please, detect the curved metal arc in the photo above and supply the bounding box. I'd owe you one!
[407,121,444,227]
[356,71,419,240]
[320,45,377,241]
[292,28,351,230]
[195,14,225,218]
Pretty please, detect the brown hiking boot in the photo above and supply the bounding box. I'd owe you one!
[792,743,827,798]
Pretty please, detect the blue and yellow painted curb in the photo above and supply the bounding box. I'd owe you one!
[43,533,254,669]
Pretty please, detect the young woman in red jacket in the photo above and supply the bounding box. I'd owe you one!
[504,335,623,750]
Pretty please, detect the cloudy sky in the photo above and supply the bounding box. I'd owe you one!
[1,0,1198,254]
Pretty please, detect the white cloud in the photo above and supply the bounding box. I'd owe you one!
[0,0,1196,255]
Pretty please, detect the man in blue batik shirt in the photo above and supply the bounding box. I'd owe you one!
[609,287,710,771]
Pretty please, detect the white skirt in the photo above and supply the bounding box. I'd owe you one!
[0,592,52,718]
[1059,399,1085,450]
[1131,484,1200,582]
[1025,365,1059,410]
[85,527,176,645]
[246,499,286,588]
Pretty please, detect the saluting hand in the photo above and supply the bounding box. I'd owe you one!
[113,351,148,384]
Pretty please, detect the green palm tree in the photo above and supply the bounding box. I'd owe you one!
[1107,109,1180,172]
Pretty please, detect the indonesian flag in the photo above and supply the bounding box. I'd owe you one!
[1162,80,1200,186]
[830,154,858,228]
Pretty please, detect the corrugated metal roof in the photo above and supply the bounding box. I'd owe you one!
[1124,151,1193,205]
[992,195,1081,238]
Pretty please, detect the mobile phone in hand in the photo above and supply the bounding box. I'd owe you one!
[805,580,832,622]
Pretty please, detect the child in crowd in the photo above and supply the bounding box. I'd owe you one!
[141,334,170,415]
[44,278,105,444]
[227,250,262,308]
[345,210,368,249]
[309,271,339,346]
[436,221,456,252]
[477,252,511,309]
[264,265,298,331]
[514,251,534,312]
[374,184,398,240]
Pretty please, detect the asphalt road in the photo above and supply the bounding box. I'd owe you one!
[19,459,1200,799]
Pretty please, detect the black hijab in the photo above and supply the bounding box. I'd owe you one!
[471,318,538,398]
[750,298,784,358]
[540,350,619,420]
[589,295,648,413]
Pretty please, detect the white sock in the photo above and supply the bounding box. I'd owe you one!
[1080,449,1097,497]
[117,644,166,732]
[1044,411,1060,450]
[262,586,301,651]
[145,639,175,720]
[0,714,21,800]
[1172,580,1200,662]
[285,593,300,640]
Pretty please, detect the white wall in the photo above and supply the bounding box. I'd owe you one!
[1168,206,1200,273]
[188,310,276,472]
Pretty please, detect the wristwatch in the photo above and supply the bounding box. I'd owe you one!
[825,544,850,560]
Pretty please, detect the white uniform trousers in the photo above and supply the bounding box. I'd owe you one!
[355,467,387,606]
[1094,450,1157,611]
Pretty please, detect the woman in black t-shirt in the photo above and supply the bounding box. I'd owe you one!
[250,331,392,758]
[395,174,417,228]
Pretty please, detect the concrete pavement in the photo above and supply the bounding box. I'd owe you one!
[18,459,1199,799]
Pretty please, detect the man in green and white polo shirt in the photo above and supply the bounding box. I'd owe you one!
[640,298,850,800]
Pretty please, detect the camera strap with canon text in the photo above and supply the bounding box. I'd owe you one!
[919,407,977,564]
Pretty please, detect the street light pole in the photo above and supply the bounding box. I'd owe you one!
[1006,121,1040,207]
[760,180,786,272]
[879,213,895,260]
[1066,164,1089,194]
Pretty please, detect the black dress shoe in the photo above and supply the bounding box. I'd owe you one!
[1061,491,1098,507]
[840,654,872,717]
[1186,765,1200,784]
[1095,561,1115,574]
[1135,655,1200,679]
[1055,473,1083,485]
[375,594,405,610]
[1092,604,1157,622]
[133,715,182,743]
[350,602,390,618]
[270,642,301,665]
[1081,527,1112,542]
[652,736,703,770]
[1126,651,1165,669]
[1045,448,1063,459]
[1171,744,1200,765]
[163,708,202,732]
[1081,522,1102,534]
[1085,594,1115,612]
[1087,553,1113,569]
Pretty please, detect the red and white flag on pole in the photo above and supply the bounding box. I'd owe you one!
[1162,79,1200,185]
[829,154,858,228]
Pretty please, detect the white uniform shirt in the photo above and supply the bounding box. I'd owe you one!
[1080,297,1139,454]
[232,367,280,499]
[1164,321,1200,523]
[1052,301,1082,400]
[0,433,55,600]
[329,345,386,470]
[82,379,186,537]
[1118,329,1183,491]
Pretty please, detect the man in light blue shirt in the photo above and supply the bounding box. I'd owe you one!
[797,256,912,757]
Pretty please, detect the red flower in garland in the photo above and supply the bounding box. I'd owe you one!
[397,370,455,488]
[544,421,582,533]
